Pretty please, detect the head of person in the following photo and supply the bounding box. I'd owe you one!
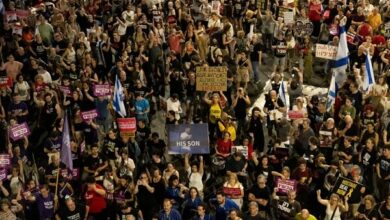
[257,174,267,188]
[197,203,207,216]
[189,187,199,199]
[168,175,179,187]
[40,184,50,198]
[163,199,173,213]
[216,191,226,204]
[329,193,340,206]
[363,195,376,210]
[0,199,10,212]
[287,190,297,201]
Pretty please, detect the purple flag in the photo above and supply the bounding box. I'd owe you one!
[61,113,73,170]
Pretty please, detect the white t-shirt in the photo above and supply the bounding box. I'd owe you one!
[187,167,203,193]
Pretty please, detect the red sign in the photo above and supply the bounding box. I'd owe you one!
[223,187,242,197]
[0,76,12,88]
[288,111,305,119]
[117,118,137,133]
[58,85,72,97]
[0,154,10,168]
[93,84,111,97]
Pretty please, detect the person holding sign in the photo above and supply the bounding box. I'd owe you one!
[316,190,348,220]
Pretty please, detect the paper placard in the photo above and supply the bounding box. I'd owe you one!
[93,84,111,97]
[223,187,242,196]
[196,66,227,91]
[288,111,305,119]
[58,85,72,97]
[167,124,210,154]
[9,123,31,141]
[284,11,294,24]
[117,118,137,133]
[315,44,338,60]
[232,145,248,159]
[332,176,363,199]
[0,76,12,88]
[0,154,11,168]
[81,109,98,121]
[0,169,7,180]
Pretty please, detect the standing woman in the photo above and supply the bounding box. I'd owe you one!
[203,91,225,143]
[247,107,265,154]
[317,190,348,220]
[300,36,314,84]
[308,0,323,38]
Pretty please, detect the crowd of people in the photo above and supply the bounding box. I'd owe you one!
[0,0,390,219]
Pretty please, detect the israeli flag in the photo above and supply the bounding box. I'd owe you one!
[363,53,375,92]
[279,81,287,106]
[333,25,349,87]
[113,75,127,117]
[326,72,337,112]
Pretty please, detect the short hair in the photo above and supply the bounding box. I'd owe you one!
[248,201,258,208]
[216,190,225,197]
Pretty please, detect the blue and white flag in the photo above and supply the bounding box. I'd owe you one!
[363,53,375,92]
[61,112,73,170]
[113,75,127,117]
[278,81,287,106]
[333,25,349,87]
[326,72,337,112]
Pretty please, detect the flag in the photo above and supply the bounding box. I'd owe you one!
[113,75,127,117]
[279,81,287,106]
[61,112,73,170]
[326,72,337,111]
[363,53,375,92]
[333,25,349,87]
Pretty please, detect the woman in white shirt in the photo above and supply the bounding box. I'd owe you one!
[184,154,204,197]
[223,172,244,209]
[14,74,30,102]
[166,94,182,121]
[317,190,348,220]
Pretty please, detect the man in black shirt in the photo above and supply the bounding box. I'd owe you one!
[377,146,390,201]
[248,175,271,214]
[56,197,88,220]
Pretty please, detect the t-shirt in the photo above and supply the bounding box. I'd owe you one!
[85,184,106,214]
[58,203,86,220]
[377,156,390,180]
[36,193,55,220]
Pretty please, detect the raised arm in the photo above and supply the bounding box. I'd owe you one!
[316,190,329,206]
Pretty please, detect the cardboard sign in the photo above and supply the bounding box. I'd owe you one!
[81,109,98,121]
[167,124,210,154]
[9,123,31,141]
[332,176,363,199]
[277,179,297,194]
[284,11,294,24]
[93,84,111,97]
[117,118,137,133]
[288,111,305,119]
[0,154,10,168]
[232,145,248,159]
[196,66,227,91]
[58,85,72,97]
[0,169,7,180]
[315,44,338,60]
[223,187,242,196]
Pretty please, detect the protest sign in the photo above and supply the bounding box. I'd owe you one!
[315,44,338,60]
[81,109,98,121]
[0,154,10,168]
[58,85,72,97]
[167,124,210,154]
[0,76,12,88]
[277,7,293,19]
[257,0,268,12]
[295,18,313,37]
[93,84,111,97]
[288,110,305,119]
[332,176,363,199]
[276,179,297,194]
[117,118,137,133]
[9,123,31,141]
[232,145,248,159]
[0,169,7,180]
[385,22,390,38]
[319,130,333,147]
[223,187,242,196]
[284,11,294,24]
[196,66,227,91]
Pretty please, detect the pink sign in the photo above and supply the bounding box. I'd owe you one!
[81,109,98,121]
[9,123,31,141]
[277,179,297,194]
[0,154,10,168]
[93,84,111,97]
[117,118,137,133]
[58,85,72,97]
[288,111,305,119]
[0,169,7,180]
[223,187,242,196]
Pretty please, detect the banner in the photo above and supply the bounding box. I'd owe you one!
[315,44,338,60]
[81,109,98,121]
[117,118,137,133]
[93,84,111,97]
[332,176,363,199]
[167,124,210,154]
[288,111,305,119]
[9,122,31,141]
[58,85,71,97]
[276,179,297,194]
[0,168,6,180]
[0,154,10,168]
[196,66,227,91]
[232,145,248,159]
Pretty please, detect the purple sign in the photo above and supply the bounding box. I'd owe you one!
[93,84,111,97]
[0,169,7,180]
[81,109,98,121]
[59,85,72,97]
[0,154,10,168]
[10,122,31,141]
